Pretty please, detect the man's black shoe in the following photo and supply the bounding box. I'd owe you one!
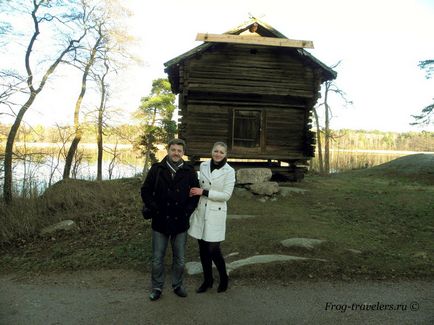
[149,289,162,301]
[174,286,188,297]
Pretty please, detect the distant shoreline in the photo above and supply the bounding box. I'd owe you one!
[1,143,432,155]
[2,142,134,150]
[321,149,434,155]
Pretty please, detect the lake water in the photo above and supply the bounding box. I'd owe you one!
[0,144,432,197]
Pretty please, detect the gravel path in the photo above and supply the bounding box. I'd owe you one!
[1,270,433,325]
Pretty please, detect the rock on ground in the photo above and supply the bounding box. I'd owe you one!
[279,187,308,197]
[281,238,326,250]
[40,220,78,236]
[248,181,279,196]
[236,168,272,185]
[186,254,327,275]
[227,254,326,273]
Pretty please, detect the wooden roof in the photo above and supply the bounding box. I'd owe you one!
[164,18,337,83]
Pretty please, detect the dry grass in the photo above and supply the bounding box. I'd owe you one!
[0,178,143,244]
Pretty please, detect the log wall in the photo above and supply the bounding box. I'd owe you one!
[177,43,320,161]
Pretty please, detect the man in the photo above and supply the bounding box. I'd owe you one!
[141,138,199,301]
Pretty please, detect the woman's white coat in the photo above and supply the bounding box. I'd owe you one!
[188,160,235,242]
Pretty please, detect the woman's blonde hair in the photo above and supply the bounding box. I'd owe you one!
[212,141,228,153]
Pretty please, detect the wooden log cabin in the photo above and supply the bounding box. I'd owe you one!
[164,18,336,179]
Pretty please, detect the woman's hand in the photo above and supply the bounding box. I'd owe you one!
[190,187,203,197]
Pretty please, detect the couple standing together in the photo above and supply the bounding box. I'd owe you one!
[140,139,235,301]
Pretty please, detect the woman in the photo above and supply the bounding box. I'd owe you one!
[188,142,236,293]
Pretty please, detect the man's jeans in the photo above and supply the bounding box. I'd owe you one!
[151,230,187,291]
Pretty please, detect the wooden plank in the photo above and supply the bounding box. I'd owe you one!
[189,68,313,81]
[187,74,313,86]
[196,33,314,49]
[188,100,306,109]
[187,94,307,108]
[186,78,313,93]
[188,106,229,114]
[186,83,313,98]
[188,57,311,72]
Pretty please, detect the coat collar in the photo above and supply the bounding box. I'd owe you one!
[202,160,230,178]
[159,156,193,171]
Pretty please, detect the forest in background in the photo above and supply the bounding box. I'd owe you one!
[1,123,433,153]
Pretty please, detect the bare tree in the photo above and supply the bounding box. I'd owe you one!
[63,0,138,180]
[2,0,87,203]
[312,106,324,174]
[63,21,105,179]
[95,59,110,181]
[314,61,352,174]
[91,0,139,180]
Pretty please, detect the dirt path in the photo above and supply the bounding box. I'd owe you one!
[0,270,433,325]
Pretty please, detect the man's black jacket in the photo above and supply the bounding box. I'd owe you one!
[141,157,199,235]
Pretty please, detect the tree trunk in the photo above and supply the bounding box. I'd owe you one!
[3,92,37,203]
[97,111,103,181]
[324,83,331,174]
[63,132,82,179]
[312,107,324,174]
[63,92,84,179]
[96,86,104,181]
[96,60,109,181]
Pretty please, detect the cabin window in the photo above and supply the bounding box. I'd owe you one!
[233,110,261,148]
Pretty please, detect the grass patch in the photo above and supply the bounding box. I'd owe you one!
[0,177,143,244]
[0,156,433,281]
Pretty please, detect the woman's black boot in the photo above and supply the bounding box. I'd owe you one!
[217,275,228,293]
[197,239,214,293]
[196,279,213,293]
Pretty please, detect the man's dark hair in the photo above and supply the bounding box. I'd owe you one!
[167,138,186,150]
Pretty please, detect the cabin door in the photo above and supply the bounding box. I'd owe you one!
[232,109,262,151]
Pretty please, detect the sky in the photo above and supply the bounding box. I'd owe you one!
[2,0,434,133]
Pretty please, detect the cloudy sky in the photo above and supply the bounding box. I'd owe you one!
[4,0,434,132]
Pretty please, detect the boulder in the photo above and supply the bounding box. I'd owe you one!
[281,238,326,250]
[187,254,327,275]
[236,168,272,185]
[40,220,78,236]
[227,254,327,273]
[248,181,279,196]
[185,261,203,275]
